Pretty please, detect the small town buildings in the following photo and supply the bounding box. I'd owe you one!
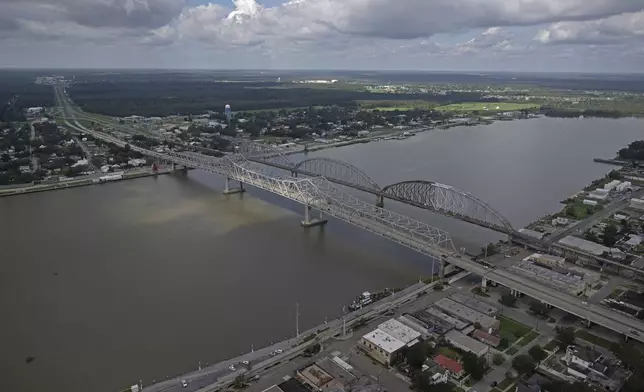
[432,354,464,378]
[471,329,501,348]
[357,319,421,365]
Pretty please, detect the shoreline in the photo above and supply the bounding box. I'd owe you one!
[0,168,173,198]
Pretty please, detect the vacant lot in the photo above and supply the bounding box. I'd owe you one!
[435,102,540,112]
[499,316,532,350]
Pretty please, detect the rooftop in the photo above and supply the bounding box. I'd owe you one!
[362,328,406,354]
[421,307,468,330]
[445,330,490,354]
[450,292,498,316]
[435,298,498,329]
[377,318,422,345]
[559,236,610,256]
[433,354,463,374]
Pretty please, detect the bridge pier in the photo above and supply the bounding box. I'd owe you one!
[376,196,384,208]
[481,277,488,293]
[223,177,245,195]
[301,204,328,228]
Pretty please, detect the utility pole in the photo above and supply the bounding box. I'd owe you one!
[296,301,300,338]
[342,306,347,337]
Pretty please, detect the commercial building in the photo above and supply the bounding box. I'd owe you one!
[358,319,421,365]
[435,298,499,330]
[261,378,311,392]
[583,199,598,207]
[295,356,356,392]
[616,181,632,192]
[559,235,610,256]
[518,228,545,240]
[523,253,566,269]
[588,189,609,200]
[449,293,498,316]
[420,307,468,331]
[552,217,570,226]
[604,180,621,191]
[444,330,489,357]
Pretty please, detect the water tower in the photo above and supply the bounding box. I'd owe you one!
[225,104,232,123]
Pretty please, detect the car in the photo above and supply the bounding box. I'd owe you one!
[582,301,588,306]
[229,365,236,371]
[180,380,188,388]
[275,349,283,354]
[242,360,250,365]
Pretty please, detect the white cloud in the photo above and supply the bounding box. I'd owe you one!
[536,10,644,44]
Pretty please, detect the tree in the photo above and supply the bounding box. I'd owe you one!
[481,243,497,256]
[406,341,434,370]
[500,294,518,307]
[474,322,482,330]
[608,170,623,180]
[555,326,575,348]
[601,223,620,247]
[512,355,535,374]
[529,301,550,317]
[528,345,547,362]
[583,229,599,243]
[492,353,505,365]
[461,352,486,381]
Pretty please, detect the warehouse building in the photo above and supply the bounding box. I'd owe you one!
[450,293,498,316]
[444,330,489,357]
[357,319,421,365]
[435,298,499,330]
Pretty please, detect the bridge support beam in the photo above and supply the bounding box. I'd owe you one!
[223,177,245,195]
[301,204,328,228]
[376,196,384,208]
[481,277,488,293]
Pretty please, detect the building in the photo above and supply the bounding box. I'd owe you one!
[558,235,610,256]
[564,345,608,377]
[582,199,598,206]
[616,181,632,192]
[523,253,566,269]
[604,180,622,191]
[630,198,644,211]
[625,235,643,248]
[472,329,501,348]
[432,354,464,377]
[261,378,311,392]
[435,298,499,330]
[296,364,334,391]
[444,330,489,357]
[358,319,420,365]
[415,307,467,333]
[518,228,545,240]
[450,293,498,316]
[588,189,609,200]
[552,217,570,226]
[377,318,422,345]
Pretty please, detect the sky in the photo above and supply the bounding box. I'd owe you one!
[1,0,643,72]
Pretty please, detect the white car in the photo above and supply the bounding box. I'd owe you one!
[242,360,250,365]
[180,380,188,388]
[229,365,236,371]
[274,349,283,354]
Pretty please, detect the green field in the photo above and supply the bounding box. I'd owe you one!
[435,102,540,112]
[499,316,532,351]
[516,330,540,347]
[575,330,615,350]
[358,100,437,111]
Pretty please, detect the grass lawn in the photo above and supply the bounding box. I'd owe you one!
[576,330,615,350]
[491,389,503,392]
[505,346,519,355]
[435,102,539,112]
[498,377,515,390]
[516,330,540,347]
[499,316,532,343]
[358,100,438,111]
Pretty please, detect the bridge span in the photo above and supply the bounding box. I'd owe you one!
[60,114,644,342]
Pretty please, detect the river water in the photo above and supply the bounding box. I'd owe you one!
[1,117,643,392]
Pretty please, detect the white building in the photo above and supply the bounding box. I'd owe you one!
[582,199,598,207]
[524,253,566,268]
[604,180,621,191]
[625,235,643,248]
[357,318,421,365]
[552,217,570,226]
[616,181,632,192]
[563,345,608,378]
[588,189,609,200]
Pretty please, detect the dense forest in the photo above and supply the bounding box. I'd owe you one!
[0,72,55,121]
[68,81,483,117]
[619,141,644,161]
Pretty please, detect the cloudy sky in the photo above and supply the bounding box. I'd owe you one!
[1,0,643,72]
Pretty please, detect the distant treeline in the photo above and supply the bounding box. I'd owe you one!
[542,108,626,118]
[0,73,55,121]
[68,81,483,117]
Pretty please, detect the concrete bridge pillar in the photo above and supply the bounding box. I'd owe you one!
[171,162,176,171]
[291,171,298,178]
[301,204,327,228]
[223,177,245,195]
[439,260,446,280]
[376,196,384,208]
[481,277,488,293]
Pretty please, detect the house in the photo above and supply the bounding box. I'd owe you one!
[564,345,609,378]
[472,329,501,348]
[433,354,464,378]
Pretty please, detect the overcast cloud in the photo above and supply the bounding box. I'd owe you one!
[1,0,643,72]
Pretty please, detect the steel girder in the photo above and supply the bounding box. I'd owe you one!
[236,140,293,166]
[381,180,515,233]
[294,157,381,191]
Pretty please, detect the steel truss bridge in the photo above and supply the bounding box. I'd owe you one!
[236,142,516,235]
[61,116,644,342]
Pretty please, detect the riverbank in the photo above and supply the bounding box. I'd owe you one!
[0,167,173,197]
